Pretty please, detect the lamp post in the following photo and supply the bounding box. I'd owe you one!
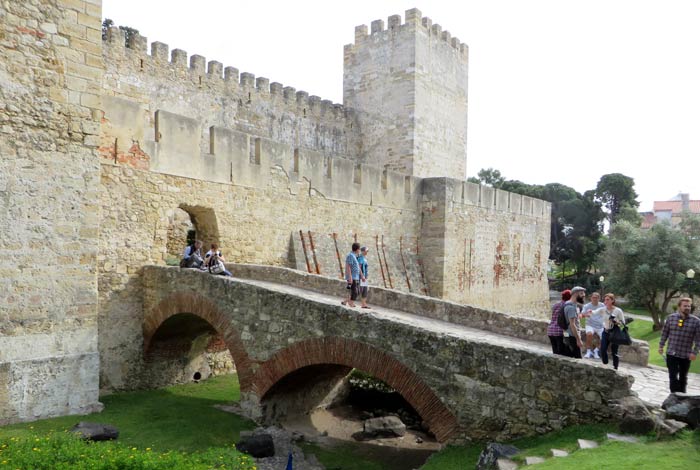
[687,269,696,313]
[599,275,605,295]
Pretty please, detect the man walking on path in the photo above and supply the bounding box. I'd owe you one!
[341,242,363,308]
[582,292,604,359]
[564,286,586,358]
[357,246,370,308]
[659,297,700,393]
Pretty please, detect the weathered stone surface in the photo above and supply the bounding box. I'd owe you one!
[363,416,407,438]
[236,433,275,458]
[657,419,688,436]
[0,0,102,425]
[662,393,700,429]
[476,443,520,470]
[551,449,568,457]
[613,396,657,434]
[496,458,519,470]
[525,456,546,465]
[70,422,119,441]
[577,439,599,449]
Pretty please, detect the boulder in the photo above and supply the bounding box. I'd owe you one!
[662,393,700,429]
[657,419,688,436]
[70,422,119,441]
[476,443,520,470]
[363,416,407,438]
[236,433,275,458]
[612,396,657,434]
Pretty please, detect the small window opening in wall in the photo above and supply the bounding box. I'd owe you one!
[353,163,362,185]
[381,168,388,190]
[303,108,306,118]
[193,371,202,382]
[324,156,332,178]
[293,148,299,173]
[249,137,261,164]
[198,76,203,86]
[404,176,411,195]
[139,59,144,70]
[247,92,251,103]
[209,126,215,155]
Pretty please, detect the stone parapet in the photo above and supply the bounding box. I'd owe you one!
[230,263,649,366]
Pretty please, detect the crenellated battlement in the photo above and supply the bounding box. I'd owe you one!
[346,8,468,60]
[103,26,350,121]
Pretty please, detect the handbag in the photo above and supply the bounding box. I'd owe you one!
[609,324,632,346]
[209,261,226,274]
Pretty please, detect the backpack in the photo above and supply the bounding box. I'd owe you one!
[208,251,225,274]
[556,302,570,330]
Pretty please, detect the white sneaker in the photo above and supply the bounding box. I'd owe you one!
[593,349,600,359]
[584,350,593,359]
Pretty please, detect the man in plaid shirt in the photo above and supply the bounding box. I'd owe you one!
[659,297,700,393]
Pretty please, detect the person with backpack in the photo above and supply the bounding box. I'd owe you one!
[563,286,586,359]
[204,243,233,277]
[547,289,571,355]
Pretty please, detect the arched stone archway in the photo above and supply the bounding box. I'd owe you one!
[143,291,254,391]
[179,204,220,248]
[253,337,460,442]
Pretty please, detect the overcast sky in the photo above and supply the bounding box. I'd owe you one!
[103,0,700,211]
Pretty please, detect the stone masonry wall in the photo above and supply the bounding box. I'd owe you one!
[0,0,103,424]
[344,9,468,180]
[421,178,552,318]
[97,162,420,391]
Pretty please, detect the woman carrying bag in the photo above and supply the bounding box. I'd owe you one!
[597,293,627,370]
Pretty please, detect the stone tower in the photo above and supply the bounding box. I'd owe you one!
[343,8,469,180]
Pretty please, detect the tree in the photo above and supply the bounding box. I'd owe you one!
[101,19,139,47]
[468,168,505,187]
[469,169,606,275]
[603,221,700,329]
[595,173,639,226]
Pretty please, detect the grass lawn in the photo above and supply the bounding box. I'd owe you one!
[0,375,255,452]
[422,424,700,470]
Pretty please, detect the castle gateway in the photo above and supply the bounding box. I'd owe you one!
[0,1,550,425]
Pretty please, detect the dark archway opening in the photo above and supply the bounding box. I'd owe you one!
[165,204,220,264]
[143,313,237,389]
[260,365,439,470]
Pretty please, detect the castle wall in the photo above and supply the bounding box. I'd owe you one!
[100,27,361,175]
[98,162,421,390]
[0,0,103,424]
[343,9,468,180]
[421,179,551,318]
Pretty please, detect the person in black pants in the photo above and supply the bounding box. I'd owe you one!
[659,297,700,393]
[547,289,571,355]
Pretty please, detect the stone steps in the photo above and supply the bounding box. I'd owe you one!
[514,433,638,467]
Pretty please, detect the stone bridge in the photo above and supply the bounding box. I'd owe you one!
[142,265,642,442]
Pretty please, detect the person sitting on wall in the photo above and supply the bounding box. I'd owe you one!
[204,243,233,277]
[180,240,204,268]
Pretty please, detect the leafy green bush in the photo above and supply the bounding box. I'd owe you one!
[0,432,257,470]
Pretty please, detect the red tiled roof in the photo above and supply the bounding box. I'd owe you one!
[641,213,656,229]
[653,200,700,214]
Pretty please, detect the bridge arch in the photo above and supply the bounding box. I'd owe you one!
[143,291,254,391]
[253,337,460,442]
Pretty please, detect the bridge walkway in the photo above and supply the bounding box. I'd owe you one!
[241,277,699,407]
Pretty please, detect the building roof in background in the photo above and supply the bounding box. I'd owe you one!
[652,200,700,214]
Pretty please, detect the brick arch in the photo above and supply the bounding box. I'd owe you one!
[253,337,460,442]
[143,291,254,391]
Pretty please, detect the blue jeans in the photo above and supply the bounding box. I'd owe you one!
[600,330,619,369]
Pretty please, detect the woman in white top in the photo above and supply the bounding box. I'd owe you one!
[596,293,626,370]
